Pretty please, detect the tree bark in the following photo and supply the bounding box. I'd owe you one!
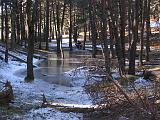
[11,0,17,50]
[69,0,73,51]
[128,0,140,75]
[45,0,49,50]
[1,1,4,42]
[4,3,9,63]
[89,0,97,58]
[25,0,38,81]
[145,0,151,62]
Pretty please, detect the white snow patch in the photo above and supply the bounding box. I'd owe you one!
[134,77,150,87]
[25,108,82,120]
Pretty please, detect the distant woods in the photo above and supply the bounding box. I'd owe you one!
[0,0,159,80]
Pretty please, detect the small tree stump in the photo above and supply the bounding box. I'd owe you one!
[0,81,14,104]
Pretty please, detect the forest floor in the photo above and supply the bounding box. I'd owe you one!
[0,34,160,120]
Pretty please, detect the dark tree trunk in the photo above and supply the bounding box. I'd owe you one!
[128,0,140,75]
[56,1,61,53]
[139,0,146,66]
[11,0,17,50]
[119,0,126,67]
[38,1,42,49]
[128,0,132,49]
[89,0,97,58]
[25,0,38,81]
[49,6,52,42]
[61,0,66,32]
[16,2,20,45]
[83,9,87,50]
[45,0,49,50]
[1,1,4,42]
[69,0,73,51]
[145,0,151,62]
[101,0,110,74]
[4,3,9,63]
[19,1,25,45]
[108,19,115,58]
[108,0,125,75]
[51,1,55,40]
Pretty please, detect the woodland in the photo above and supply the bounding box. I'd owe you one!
[0,0,160,119]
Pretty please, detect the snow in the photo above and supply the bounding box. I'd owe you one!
[25,108,82,120]
[134,77,151,88]
[0,56,91,119]
[50,39,76,48]
[150,21,160,28]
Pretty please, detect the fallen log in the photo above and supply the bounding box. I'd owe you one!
[16,49,47,60]
[43,102,95,112]
[0,49,27,63]
[41,95,106,113]
[0,49,37,67]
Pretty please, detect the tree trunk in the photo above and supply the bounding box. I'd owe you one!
[25,0,38,81]
[69,0,73,51]
[1,1,4,42]
[145,0,151,62]
[89,0,97,58]
[139,0,146,66]
[101,0,110,74]
[108,19,115,58]
[128,0,132,49]
[38,1,42,49]
[61,0,66,32]
[4,3,9,63]
[11,0,17,50]
[56,1,61,53]
[119,0,126,67]
[108,0,125,75]
[16,2,20,45]
[45,0,49,50]
[128,0,140,75]
[83,9,87,50]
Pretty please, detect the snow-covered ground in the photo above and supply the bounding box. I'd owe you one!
[0,54,92,119]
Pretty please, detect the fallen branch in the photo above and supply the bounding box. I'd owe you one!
[16,49,47,59]
[41,95,106,113]
[0,49,37,67]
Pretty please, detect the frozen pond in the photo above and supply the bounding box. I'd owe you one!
[15,50,91,86]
